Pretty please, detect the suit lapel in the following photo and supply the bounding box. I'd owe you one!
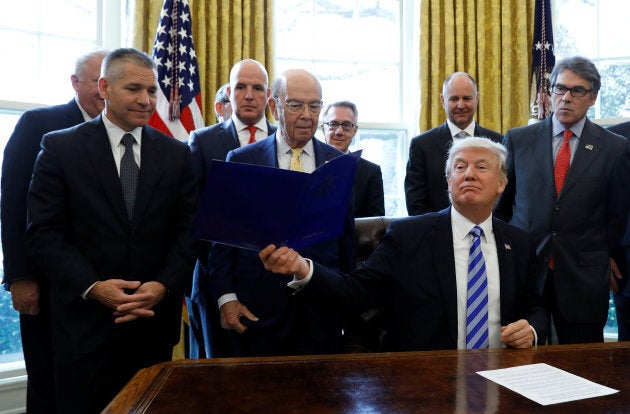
[133,127,164,228]
[79,117,130,227]
[559,119,602,197]
[431,208,459,344]
[492,219,515,324]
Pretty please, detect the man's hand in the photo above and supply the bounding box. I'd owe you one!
[87,279,167,323]
[610,257,622,294]
[9,279,40,315]
[113,281,168,323]
[219,300,259,333]
[500,319,535,348]
[259,244,309,278]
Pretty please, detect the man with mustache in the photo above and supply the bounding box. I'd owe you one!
[495,56,630,345]
[405,72,502,216]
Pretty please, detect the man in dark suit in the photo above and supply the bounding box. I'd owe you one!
[187,59,276,358]
[25,48,198,413]
[209,68,355,356]
[606,121,630,341]
[260,137,547,352]
[1,49,107,414]
[405,72,503,215]
[495,56,630,344]
[321,100,385,217]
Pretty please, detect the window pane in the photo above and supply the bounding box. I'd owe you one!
[275,0,401,123]
[554,0,630,119]
[351,129,407,216]
[0,0,100,104]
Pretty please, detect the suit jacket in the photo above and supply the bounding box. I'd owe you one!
[301,208,547,352]
[608,120,630,140]
[188,118,277,305]
[25,116,198,354]
[208,134,355,346]
[495,117,630,324]
[404,122,503,215]
[354,157,385,218]
[1,99,84,286]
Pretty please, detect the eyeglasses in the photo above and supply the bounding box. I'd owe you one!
[276,98,323,114]
[322,121,356,132]
[550,84,593,98]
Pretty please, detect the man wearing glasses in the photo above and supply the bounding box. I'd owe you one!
[495,56,630,345]
[213,82,232,123]
[322,101,385,218]
[208,69,355,356]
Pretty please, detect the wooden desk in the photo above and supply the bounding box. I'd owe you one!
[103,342,630,413]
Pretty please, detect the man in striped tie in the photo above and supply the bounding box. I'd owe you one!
[260,137,548,352]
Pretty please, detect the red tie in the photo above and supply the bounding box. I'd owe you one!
[246,125,257,144]
[554,129,572,195]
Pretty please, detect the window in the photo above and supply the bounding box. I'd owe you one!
[274,0,420,216]
[0,2,122,409]
[553,0,630,121]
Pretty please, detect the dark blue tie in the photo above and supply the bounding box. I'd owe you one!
[466,225,489,349]
[120,134,138,219]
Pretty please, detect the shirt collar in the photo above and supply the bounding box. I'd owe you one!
[275,132,315,158]
[552,114,586,139]
[102,114,142,147]
[450,206,493,242]
[232,114,269,134]
[446,119,476,138]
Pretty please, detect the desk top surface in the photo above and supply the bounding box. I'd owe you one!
[103,342,630,413]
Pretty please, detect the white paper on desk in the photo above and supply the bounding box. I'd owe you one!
[477,363,618,406]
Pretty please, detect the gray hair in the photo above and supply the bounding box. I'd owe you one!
[550,56,601,95]
[442,72,478,95]
[322,101,358,122]
[445,137,507,185]
[101,48,155,83]
[74,49,108,77]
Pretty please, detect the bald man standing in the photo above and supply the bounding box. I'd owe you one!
[208,69,355,357]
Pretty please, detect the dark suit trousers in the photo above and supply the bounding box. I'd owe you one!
[543,270,605,344]
[53,325,172,414]
[19,286,57,414]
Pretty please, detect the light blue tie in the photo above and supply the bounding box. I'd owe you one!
[466,225,489,349]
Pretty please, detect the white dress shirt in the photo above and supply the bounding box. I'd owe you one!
[451,207,502,349]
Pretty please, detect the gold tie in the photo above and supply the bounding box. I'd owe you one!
[289,148,304,172]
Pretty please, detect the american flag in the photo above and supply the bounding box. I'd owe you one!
[149,0,204,141]
[531,0,555,120]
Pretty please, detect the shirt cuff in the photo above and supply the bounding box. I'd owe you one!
[530,324,538,347]
[287,258,313,292]
[81,281,100,299]
[218,293,238,309]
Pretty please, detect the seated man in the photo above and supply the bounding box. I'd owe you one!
[260,137,548,352]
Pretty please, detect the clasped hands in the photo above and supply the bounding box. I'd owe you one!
[87,279,166,323]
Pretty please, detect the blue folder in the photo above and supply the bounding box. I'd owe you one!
[192,152,360,250]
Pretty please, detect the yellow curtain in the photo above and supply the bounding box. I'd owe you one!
[132,0,275,125]
[419,0,535,134]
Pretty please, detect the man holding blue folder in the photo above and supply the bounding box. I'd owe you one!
[208,68,355,356]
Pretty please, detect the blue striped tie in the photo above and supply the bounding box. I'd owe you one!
[466,225,489,349]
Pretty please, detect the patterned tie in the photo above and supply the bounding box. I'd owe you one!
[246,125,257,144]
[466,225,489,349]
[289,148,304,172]
[554,129,572,195]
[120,133,139,219]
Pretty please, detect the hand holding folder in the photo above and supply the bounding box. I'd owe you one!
[192,152,360,250]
